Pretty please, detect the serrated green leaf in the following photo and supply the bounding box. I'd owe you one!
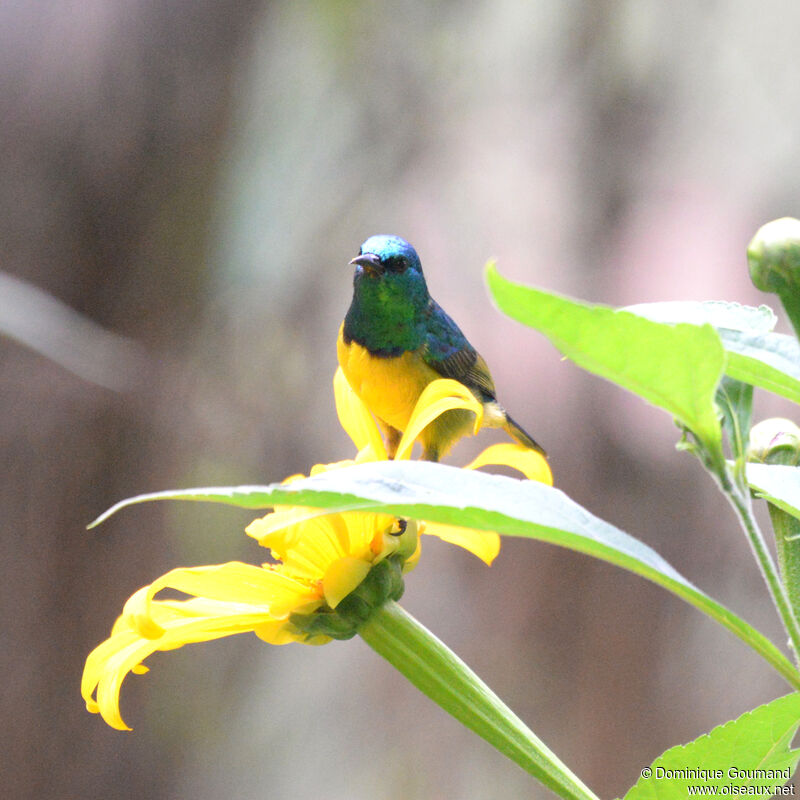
[88,485,278,527]
[723,329,800,405]
[627,300,800,405]
[91,460,799,688]
[746,463,800,520]
[485,267,725,465]
[626,301,777,334]
[623,693,800,800]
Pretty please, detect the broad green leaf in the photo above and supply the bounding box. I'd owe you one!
[485,266,725,465]
[628,300,800,405]
[623,692,800,800]
[746,462,800,520]
[91,460,799,688]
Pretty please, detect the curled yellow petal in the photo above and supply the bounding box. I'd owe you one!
[82,628,139,715]
[395,379,484,460]
[422,522,500,565]
[121,586,164,638]
[465,442,553,485]
[85,606,281,730]
[334,367,387,458]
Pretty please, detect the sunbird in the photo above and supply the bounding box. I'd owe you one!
[338,234,545,462]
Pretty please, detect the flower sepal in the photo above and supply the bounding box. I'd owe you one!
[289,554,406,640]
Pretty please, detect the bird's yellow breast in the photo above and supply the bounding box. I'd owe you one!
[337,323,437,432]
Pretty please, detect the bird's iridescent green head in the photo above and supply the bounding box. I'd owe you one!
[344,235,430,355]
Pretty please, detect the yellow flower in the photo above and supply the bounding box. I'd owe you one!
[82,512,418,730]
[82,370,552,731]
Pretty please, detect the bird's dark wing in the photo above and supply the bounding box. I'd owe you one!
[421,300,496,401]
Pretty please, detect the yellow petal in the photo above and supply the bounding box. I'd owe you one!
[334,367,387,458]
[82,628,140,714]
[86,608,278,730]
[422,522,500,565]
[122,563,318,638]
[355,444,385,463]
[153,596,323,631]
[465,442,553,485]
[322,556,372,608]
[253,619,312,645]
[309,459,357,475]
[339,510,396,555]
[117,596,260,632]
[139,601,280,647]
[395,379,484,460]
[122,586,164,638]
[246,508,338,547]
[272,515,355,579]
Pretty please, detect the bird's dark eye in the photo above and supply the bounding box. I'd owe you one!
[385,255,408,272]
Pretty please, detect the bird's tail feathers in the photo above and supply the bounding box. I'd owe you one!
[502,411,547,457]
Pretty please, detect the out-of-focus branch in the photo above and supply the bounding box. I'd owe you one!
[0,270,148,392]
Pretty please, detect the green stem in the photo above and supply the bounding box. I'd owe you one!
[727,485,800,665]
[767,504,800,630]
[778,287,800,343]
[757,443,800,632]
[359,601,599,800]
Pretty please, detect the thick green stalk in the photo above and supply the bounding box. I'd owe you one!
[726,486,800,665]
[359,601,599,800]
[747,420,800,660]
[778,287,800,343]
[767,503,800,625]
[757,438,800,631]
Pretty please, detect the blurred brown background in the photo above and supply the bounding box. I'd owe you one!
[3,2,800,798]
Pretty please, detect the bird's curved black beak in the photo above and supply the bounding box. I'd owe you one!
[349,252,382,276]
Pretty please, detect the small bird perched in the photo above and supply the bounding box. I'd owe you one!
[337,234,545,462]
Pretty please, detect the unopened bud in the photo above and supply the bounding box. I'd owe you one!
[747,218,800,294]
[748,418,800,466]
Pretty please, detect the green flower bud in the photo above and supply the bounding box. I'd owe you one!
[748,418,800,467]
[747,218,800,294]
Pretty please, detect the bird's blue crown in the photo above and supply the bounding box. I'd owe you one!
[359,235,423,272]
